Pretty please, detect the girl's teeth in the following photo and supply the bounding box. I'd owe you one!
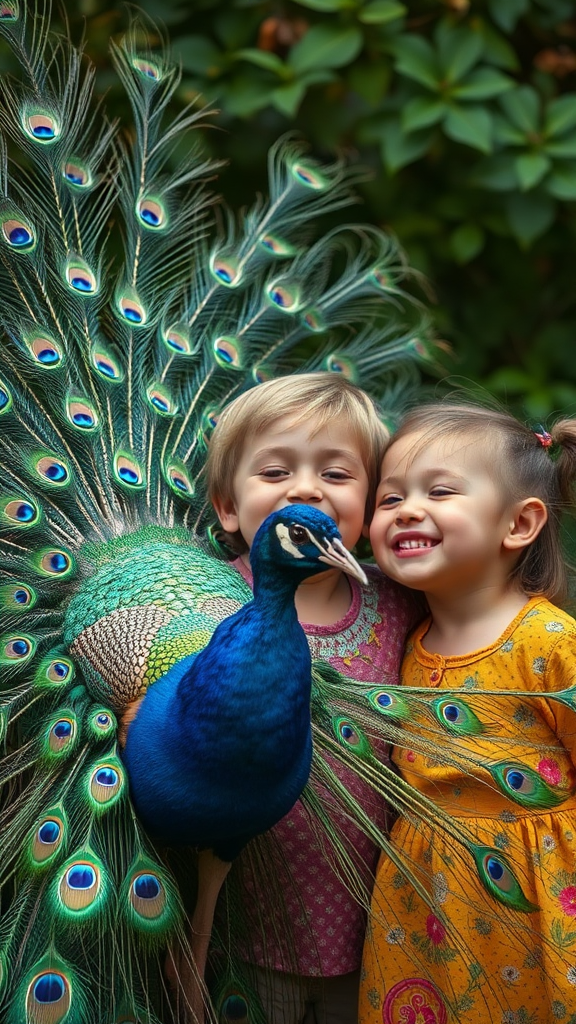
[399,539,432,549]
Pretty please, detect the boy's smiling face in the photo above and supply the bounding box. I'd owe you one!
[214,415,370,554]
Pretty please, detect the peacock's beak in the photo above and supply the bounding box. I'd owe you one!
[319,537,368,585]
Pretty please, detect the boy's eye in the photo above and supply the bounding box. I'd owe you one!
[323,470,350,481]
[430,487,455,497]
[260,468,288,478]
[378,495,401,507]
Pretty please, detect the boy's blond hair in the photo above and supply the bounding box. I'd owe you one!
[207,372,389,552]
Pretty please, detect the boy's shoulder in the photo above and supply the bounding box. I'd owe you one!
[361,564,422,625]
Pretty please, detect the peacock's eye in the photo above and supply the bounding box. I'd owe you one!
[288,524,308,545]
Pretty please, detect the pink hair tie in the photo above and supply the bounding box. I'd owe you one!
[534,429,553,448]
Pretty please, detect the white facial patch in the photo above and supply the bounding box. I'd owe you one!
[275,523,307,559]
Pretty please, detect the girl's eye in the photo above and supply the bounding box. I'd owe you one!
[430,487,454,497]
[379,495,401,507]
[260,468,288,478]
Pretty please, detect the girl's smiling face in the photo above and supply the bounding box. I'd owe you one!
[370,432,520,598]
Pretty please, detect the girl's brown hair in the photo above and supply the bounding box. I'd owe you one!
[389,402,576,603]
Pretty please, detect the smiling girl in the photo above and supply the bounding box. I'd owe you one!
[359,402,576,1024]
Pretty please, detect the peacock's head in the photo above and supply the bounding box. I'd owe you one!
[250,505,367,585]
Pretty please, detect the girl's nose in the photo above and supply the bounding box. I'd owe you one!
[395,502,424,523]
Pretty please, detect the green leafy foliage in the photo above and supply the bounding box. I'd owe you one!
[42,0,576,420]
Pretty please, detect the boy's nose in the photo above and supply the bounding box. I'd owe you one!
[287,473,322,502]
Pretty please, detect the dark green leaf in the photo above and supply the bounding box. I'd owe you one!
[402,96,446,132]
[224,77,271,116]
[358,1,407,25]
[545,137,576,160]
[450,223,485,264]
[492,113,527,147]
[545,164,576,200]
[347,61,391,105]
[500,86,540,134]
[473,154,518,191]
[235,49,287,76]
[379,120,434,171]
[515,153,551,191]
[488,0,529,32]
[512,152,549,191]
[295,0,352,8]
[475,21,519,71]
[505,192,555,246]
[289,25,363,74]
[391,35,440,90]
[435,21,483,84]
[545,95,576,138]
[452,67,513,101]
[444,105,492,153]
[270,82,307,117]
[171,35,225,76]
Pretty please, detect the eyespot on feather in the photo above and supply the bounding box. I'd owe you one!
[137,197,167,229]
[213,336,242,370]
[62,161,92,188]
[146,383,177,416]
[265,280,301,312]
[88,709,117,739]
[34,455,70,486]
[44,715,78,758]
[117,293,147,325]
[0,582,36,611]
[165,461,195,498]
[66,397,99,431]
[30,811,66,867]
[162,323,195,355]
[290,163,327,190]
[0,3,19,20]
[1,217,35,250]
[259,233,295,257]
[210,254,242,287]
[88,760,125,809]
[365,687,411,720]
[91,344,124,382]
[113,452,145,490]
[0,379,12,414]
[23,111,60,143]
[34,548,75,578]
[25,333,63,367]
[64,258,97,294]
[1,497,40,527]
[26,970,70,1022]
[35,656,74,687]
[1,634,35,664]
[132,56,162,80]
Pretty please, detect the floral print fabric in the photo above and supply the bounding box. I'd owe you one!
[360,597,576,1023]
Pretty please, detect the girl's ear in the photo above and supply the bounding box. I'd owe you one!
[212,495,239,533]
[503,498,548,552]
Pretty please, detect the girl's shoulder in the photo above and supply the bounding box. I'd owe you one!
[517,597,576,639]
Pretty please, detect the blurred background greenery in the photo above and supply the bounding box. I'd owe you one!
[6,0,576,419]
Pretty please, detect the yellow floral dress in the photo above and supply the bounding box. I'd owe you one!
[359,597,576,1024]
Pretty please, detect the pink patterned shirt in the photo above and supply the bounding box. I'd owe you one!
[231,560,415,976]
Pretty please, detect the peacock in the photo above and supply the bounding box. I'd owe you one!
[0,5,430,1023]
[0,6,561,1024]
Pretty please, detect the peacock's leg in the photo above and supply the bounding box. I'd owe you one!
[169,849,232,1023]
